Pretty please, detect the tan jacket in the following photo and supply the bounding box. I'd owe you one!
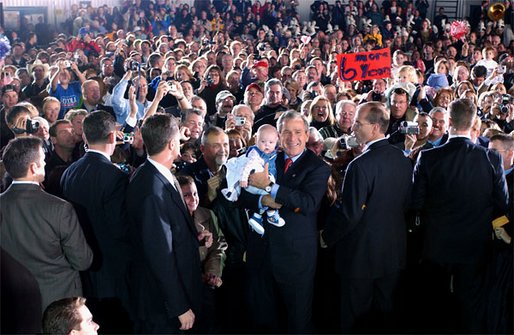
[193,207,228,277]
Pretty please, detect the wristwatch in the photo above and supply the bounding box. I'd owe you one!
[265,182,274,193]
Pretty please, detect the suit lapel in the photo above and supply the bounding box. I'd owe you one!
[276,151,285,182]
[149,164,197,235]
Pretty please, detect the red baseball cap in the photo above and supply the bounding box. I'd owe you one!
[252,60,269,69]
[246,82,264,94]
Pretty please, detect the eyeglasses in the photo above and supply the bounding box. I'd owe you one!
[353,121,373,128]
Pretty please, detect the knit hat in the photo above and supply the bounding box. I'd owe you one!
[427,73,449,91]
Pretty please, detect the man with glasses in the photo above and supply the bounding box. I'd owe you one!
[323,102,413,333]
[386,87,418,147]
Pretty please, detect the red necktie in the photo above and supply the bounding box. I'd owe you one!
[284,158,293,173]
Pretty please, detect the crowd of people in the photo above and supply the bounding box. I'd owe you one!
[0,0,513,334]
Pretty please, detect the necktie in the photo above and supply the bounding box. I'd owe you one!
[284,158,293,173]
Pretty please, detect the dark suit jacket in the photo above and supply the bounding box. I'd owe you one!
[60,151,131,300]
[1,248,42,334]
[126,161,202,323]
[324,139,413,278]
[240,149,331,282]
[0,183,92,310]
[412,137,509,264]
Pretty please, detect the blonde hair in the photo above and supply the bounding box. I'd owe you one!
[397,65,418,84]
[308,95,335,125]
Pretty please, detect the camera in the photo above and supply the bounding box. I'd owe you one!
[498,65,507,74]
[26,119,40,134]
[122,132,134,144]
[235,116,246,126]
[371,91,383,101]
[63,60,72,69]
[128,60,145,72]
[206,75,214,86]
[399,121,420,135]
[257,43,266,52]
[166,81,177,92]
[338,135,359,149]
[500,94,512,114]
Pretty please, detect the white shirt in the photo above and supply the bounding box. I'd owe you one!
[364,137,387,151]
[11,181,39,185]
[147,157,177,190]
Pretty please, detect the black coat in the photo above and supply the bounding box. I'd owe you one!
[412,137,509,264]
[126,161,202,327]
[324,139,413,278]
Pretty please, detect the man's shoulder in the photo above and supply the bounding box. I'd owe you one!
[66,153,125,178]
[6,184,72,207]
[299,149,331,172]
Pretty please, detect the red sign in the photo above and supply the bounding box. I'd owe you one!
[337,48,391,82]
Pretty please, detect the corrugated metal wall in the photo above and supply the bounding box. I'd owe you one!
[2,0,196,28]
[3,0,121,28]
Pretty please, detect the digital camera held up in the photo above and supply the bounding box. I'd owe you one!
[500,94,513,114]
[399,121,420,135]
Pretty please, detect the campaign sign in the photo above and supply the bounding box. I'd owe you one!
[337,48,391,82]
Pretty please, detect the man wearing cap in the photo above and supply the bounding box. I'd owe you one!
[11,43,28,68]
[22,61,50,100]
[209,90,236,128]
[240,55,269,91]
[0,86,20,149]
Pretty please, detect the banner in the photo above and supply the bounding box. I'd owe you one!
[337,48,391,82]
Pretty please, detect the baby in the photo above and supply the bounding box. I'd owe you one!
[222,124,284,235]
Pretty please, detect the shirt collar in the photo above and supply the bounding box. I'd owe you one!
[11,181,40,186]
[147,157,176,188]
[284,149,305,163]
[505,166,513,176]
[364,137,386,151]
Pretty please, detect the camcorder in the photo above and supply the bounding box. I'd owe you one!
[500,94,513,114]
[399,121,420,135]
[12,118,40,135]
[339,135,359,150]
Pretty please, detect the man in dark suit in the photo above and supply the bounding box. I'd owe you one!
[241,111,331,333]
[412,98,509,333]
[126,113,202,333]
[60,111,132,333]
[1,137,92,313]
[323,102,413,332]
